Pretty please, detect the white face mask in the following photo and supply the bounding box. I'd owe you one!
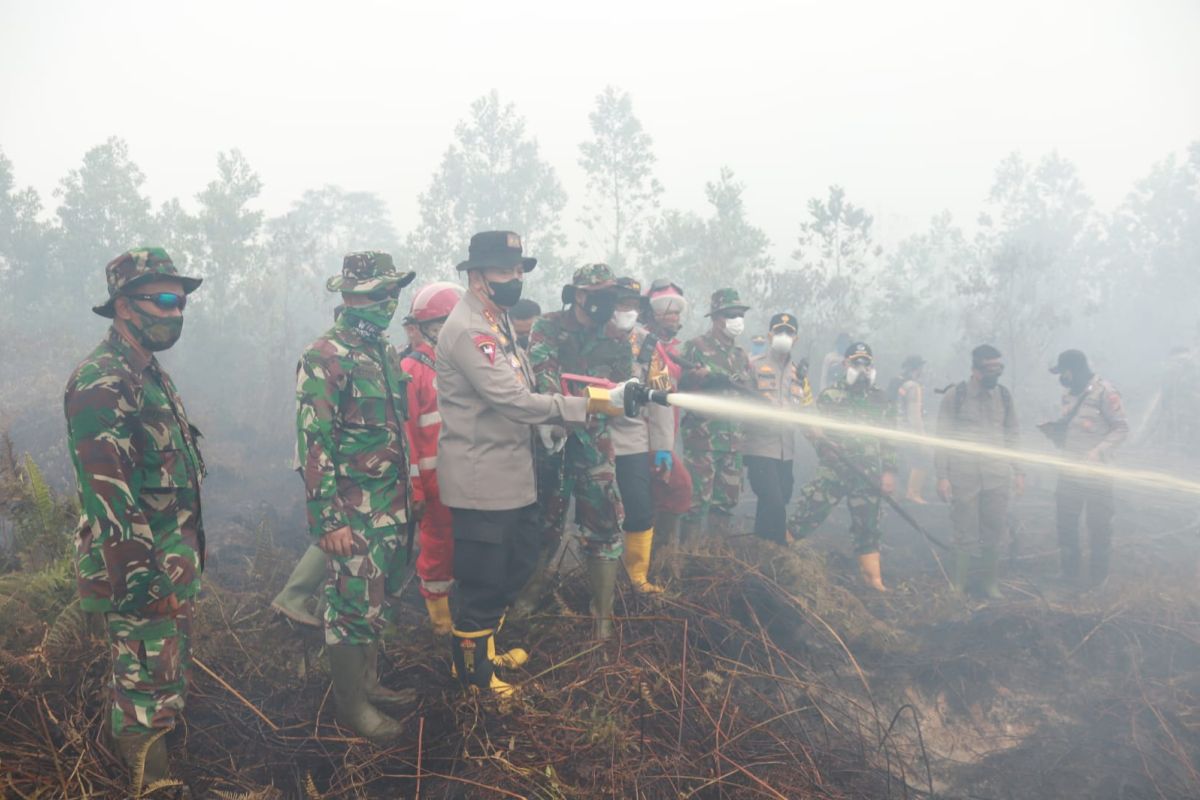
[845,366,877,387]
[723,317,745,337]
[612,309,638,332]
[770,334,794,355]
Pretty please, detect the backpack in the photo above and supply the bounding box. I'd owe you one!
[952,381,1014,427]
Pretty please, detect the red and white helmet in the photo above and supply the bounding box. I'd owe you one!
[410,281,465,323]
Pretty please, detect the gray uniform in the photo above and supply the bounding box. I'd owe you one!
[611,325,675,533]
[609,326,675,458]
[435,288,587,633]
[1055,376,1128,583]
[436,289,587,510]
[935,378,1021,551]
[743,353,811,543]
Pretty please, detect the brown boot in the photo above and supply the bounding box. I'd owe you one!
[857,552,887,592]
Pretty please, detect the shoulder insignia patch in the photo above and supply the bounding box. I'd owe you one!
[474,334,499,365]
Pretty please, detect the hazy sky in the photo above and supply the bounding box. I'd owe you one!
[2,0,1197,264]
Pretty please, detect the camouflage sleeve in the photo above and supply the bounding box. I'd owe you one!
[678,339,705,391]
[527,316,560,395]
[296,349,351,539]
[65,374,174,613]
[733,348,753,388]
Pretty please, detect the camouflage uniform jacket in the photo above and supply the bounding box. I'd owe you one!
[679,331,753,452]
[811,380,898,475]
[65,327,206,615]
[1060,376,1128,460]
[742,353,814,460]
[529,309,633,444]
[296,317,410,540]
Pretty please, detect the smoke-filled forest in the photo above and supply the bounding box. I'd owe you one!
[2,2,1200,799]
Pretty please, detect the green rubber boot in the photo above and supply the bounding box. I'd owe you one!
[112,729,170,794]
[271,545,326,627]
[510,541,557,620]
[980,545,1003,599]
[364,642,417,707]
[952,548,971,594]
[328,644,404,743]
[586,556,619,641]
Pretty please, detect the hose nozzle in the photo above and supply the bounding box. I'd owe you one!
[623,379,672,417]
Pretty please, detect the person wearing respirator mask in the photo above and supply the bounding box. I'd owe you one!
[437,234,627,695]
[66,247,205,792]
[524,264,636,641]
[292,251,418,742]
[934,344,1024,598]
[605,278,674,597]
[742,314,814,545]
[789,341,897,591]
[679,288,754,539]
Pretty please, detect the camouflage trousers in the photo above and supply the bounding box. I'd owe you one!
[323,522,408,646]
[543,432,623,560]
[106,599,194,736]
[790,465,884,555]
[684,448,743,524]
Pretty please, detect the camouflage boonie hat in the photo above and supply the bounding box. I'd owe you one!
[614,276,644,297]
[571,263,617,290]
[706,288,751,317]
[92,246,201,318]
[326,251,416,295]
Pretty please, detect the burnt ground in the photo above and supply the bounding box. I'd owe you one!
[2,473,1199,799]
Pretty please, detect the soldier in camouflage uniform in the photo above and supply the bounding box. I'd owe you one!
[295,251,417,742]
[789,342,897,591]
[65,247,204,792]
[528,264,633,639]
[679,288,754,538]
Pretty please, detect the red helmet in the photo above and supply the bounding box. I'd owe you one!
[410,281,465,323]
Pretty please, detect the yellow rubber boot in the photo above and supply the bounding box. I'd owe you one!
[424,596,452,637]
[450,628,516,698]
[858,552,888,592]
[623,529,663,594]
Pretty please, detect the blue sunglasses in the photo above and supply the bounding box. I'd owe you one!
[125,292,187,311]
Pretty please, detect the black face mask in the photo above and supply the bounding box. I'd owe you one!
[583,291,617,325]
[981,375,1000,389]
[517,335,530,350]
[488,278,523,308]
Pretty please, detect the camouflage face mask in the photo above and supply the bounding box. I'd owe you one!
[343,296,399,335]
[125,298,184,351]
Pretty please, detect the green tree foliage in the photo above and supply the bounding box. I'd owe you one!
[869,211,973,361]
[960,152,1096,386]
[52,137,155,309]
[640,168,771,333]
[1103,142,1200,341]
[578,86,663,271]
[407,90,568,282]
[0,148,51,304]
[191,150,265,314]
[753,186,880,358]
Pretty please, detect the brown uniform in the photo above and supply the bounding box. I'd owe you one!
[935,378,1021,552]
[436,289,587,632]
[1055,376,1128,583]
